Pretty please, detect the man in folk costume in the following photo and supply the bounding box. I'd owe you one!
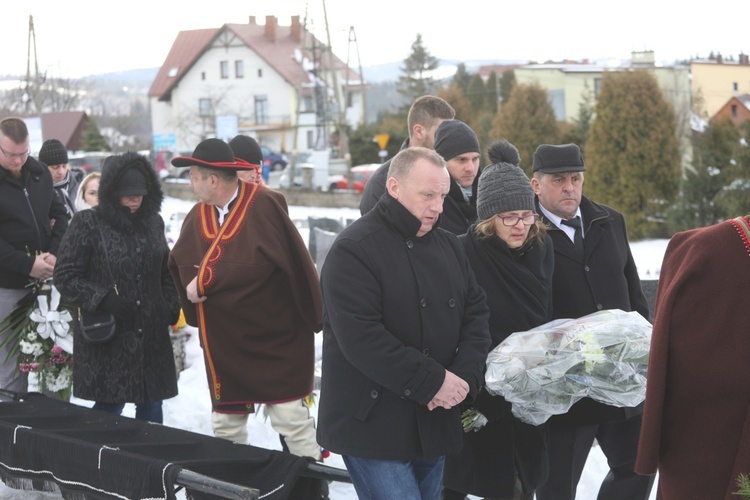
[168,139,323,461]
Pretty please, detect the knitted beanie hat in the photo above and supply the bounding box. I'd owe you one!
[38,139,68,166]
[433,120,480,161]
[476,140,535,221]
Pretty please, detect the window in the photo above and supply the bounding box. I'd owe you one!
[258,68,263,78]
[235,60,244,79]
[306,130,314,149]
[347,91,353,108]
[201,72,205,81]
[303,95,313,112]
[732,104,738,118]
[255,95,269,124]
[733,82,739,91]
[220,61,229,79]
[199,98,213,117]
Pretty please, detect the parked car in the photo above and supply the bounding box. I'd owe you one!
[67,152,111,173]
[277,151,314,188]
[260,145,288,172]
[332,163,380,193]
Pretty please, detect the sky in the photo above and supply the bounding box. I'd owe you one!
[2,0,748,80]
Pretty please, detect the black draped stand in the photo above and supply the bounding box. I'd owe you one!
[0,392,349,499]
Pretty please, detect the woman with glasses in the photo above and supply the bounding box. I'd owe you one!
[443,140,554,500]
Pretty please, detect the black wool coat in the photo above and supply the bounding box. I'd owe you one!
[440,178,477,236]
[318,194,491,461]
[53,152,180,404]
[539,195,650,426]
[444,228,554,497]
[0,157,68,289]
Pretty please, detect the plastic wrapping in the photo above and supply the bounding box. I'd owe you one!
[485,309,651,425]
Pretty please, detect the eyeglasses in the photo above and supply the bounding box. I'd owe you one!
[497,214,539,226]
[0,144,30,161]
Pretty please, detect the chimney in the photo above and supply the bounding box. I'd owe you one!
[291,15,301,41]
[740,53,749,66]
[265,15,277,40]
[717,53,723,64]
[248,16,256,25]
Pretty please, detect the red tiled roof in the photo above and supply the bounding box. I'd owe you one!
[148,19,362,102]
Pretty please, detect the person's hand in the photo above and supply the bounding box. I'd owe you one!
[29,253,54,280]
[186,276,207,304]
[99,291,137,320]
[427,370,469,411]
[43,253,57,267]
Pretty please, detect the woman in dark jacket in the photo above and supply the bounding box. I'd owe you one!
[444,141,554,500]
[53,152,180,423]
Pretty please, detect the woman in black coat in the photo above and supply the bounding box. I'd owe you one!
[53,152,180,423]
[444,141,554,500]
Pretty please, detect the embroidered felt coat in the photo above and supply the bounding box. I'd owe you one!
[168,182,323,413]
[636,217,750,499]
[53,152,180,404]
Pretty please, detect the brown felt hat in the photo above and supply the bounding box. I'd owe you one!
[171,138,253,171]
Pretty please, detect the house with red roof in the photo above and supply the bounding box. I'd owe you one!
[148,15,366,156]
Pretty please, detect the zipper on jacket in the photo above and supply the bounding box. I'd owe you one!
[23,186,43,250]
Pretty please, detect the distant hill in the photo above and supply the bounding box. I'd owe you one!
[81,67,159,84]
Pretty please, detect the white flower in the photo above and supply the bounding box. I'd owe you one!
[28,285,73,354]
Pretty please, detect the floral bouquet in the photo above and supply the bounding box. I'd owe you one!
[0,279,74,399]
[484,309,651,426]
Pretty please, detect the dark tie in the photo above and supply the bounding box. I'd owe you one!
[561,216,584,254]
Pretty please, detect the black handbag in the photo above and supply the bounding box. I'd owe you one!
[79,213,118,344]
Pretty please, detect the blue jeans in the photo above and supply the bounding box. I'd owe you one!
[342,455,445,500]
[93,399,163,424]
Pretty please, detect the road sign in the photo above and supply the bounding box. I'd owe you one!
[374,134,389,150]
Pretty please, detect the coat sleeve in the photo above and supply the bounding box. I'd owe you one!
[446,238,492,400]
[52,212,110,312]
[635,232,689,474]
[616,211,651,321]
[321,236,449,406]
[47,183,69,255]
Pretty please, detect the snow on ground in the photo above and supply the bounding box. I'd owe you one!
[1,197,664,499]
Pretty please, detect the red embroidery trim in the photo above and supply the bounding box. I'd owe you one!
[729,216,750,257]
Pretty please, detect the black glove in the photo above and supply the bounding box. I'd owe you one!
[99,291,137,320]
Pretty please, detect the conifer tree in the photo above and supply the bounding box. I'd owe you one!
[585,71,680,239]
[484,71,499,114]
[396,34,439,105]
[82,117,109,152]
[467,73,486,114]
[452,63,472,95]
[490,82,558,175]
[499,70,516,104]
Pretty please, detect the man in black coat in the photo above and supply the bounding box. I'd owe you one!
[0,117,68,394]
[359,95,455,215]
[319,147,491,499]
[530,144,654,500]
[432,120,481,235]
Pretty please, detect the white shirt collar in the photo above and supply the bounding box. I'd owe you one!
[539,203,583,242]
[216,187,239,226]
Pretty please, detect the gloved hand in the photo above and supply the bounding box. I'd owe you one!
[99,291,137,320]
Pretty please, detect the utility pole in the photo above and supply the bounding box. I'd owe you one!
[24,15,42,114]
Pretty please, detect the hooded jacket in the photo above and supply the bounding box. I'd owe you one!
[53,152,180,404]
[0,156,68,288]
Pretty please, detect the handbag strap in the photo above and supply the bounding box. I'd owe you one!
[92,211,118,294]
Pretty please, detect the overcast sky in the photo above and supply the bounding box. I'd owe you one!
[3,0,747,79]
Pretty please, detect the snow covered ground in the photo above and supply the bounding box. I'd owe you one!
[1,197,665,499]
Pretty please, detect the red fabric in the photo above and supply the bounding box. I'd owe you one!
[636,218,750,499]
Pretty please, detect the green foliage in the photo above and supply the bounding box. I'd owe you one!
[484,72,499,115]
[490,82,559,174]
[667,119,740,231]
[499,70,516,104]
[396,34,439,105]
[347,121,405,166]
[82,117,109,152]
[572,82,595,150]
[452,63,472,95]
[736,473,750,499]
[467,73,487,113]
[585,71,680,239]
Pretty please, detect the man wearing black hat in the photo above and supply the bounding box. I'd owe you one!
[530,143,653,500]
[167,139,324,463]
[0,118,68,395]
[229,135,264,185]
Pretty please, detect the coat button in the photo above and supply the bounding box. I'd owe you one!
[584,265,590,272]
[448,299,456,307]
[136,300,141,306]
[423,348,429,357]
[136,247,141,253]
[403,389,411,396]
[596,303,603,310]
[420,298,427,307]
[136,274,141,281]
[370,390,378,399]
[406,240,414,249]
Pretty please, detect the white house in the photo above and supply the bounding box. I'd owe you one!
[148,15,366,156]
